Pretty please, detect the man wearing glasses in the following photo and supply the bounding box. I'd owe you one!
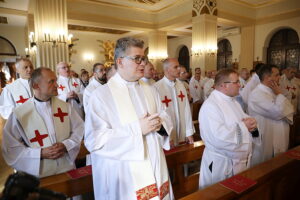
[199,69,257,189]
[84,37,174,200]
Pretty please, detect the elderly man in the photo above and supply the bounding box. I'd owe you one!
[0,58,33,119]
[83,63,107,110]
[279,66,299,113]
[2,67,84,178]
[248,65,294,166]
[155,58,194,147]
[199,69,257,189]
[189,67,203,103]
[140,61,156,85]
[56,62,84,119]
[85,37,174,200]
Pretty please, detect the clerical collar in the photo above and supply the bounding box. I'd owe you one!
[163,76,176,87]
[214,90,235,101]
[34,96,50,102]
[115,72,138,86]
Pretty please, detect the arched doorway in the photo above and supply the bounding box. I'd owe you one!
[178,45,190,71]
[217,39,232,70]
[267,28,300,69]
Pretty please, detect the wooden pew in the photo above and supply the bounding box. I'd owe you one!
[166,141,205,199]
[40,141,205,198]
[180,145,300,200]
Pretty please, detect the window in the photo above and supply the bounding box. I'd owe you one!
[178,45,190,71]
[217,39,232,70]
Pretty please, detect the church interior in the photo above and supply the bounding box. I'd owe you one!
[1,0,300,199]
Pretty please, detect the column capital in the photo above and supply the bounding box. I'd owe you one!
[193,0,217,17]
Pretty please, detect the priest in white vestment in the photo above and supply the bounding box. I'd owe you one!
[83,62,107,110]
[248,65,294,166]
[154,58,194,146]
[2,67,84,178]
[84,37,174,200]
[240,63,264,108]
[56,62,85,119]
[140,61,156,85]
[0,58,33,119]
[189,67,203,103]
[279,67,299,114]
[203,70,217,100]
[199,69,256,189]
[179,66,192,103]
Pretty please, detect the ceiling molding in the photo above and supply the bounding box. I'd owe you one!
[255,8,300,25]
[229,0,287,8]
[68,24,129,34]
[0,7,27,16]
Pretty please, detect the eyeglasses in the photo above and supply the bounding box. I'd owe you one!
[121,56,148,64]
[223,80,240,84]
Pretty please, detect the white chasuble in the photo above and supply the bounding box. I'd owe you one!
[199,90,252,189]
[279,74,299,113]
[84,73,174,200]
[13,97,72,177]
[155,77,194,145]
[0,78,33,119]
[248,84,294,166]
[57,75,84,119]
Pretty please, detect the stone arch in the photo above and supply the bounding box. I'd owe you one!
[0,36,17,56]
[178,45,190,71]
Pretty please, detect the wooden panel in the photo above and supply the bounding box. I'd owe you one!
[180,145,300,200]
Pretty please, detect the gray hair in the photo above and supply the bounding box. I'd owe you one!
[114,37,144,68]
[56,61,68,74]
[15,58,32,70]
[31,67,53,87]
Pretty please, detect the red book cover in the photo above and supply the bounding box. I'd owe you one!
[285,149,300,160]
[219,175,257,194]
[67,165,92,179]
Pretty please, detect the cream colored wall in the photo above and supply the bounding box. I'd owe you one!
[68,30,121,74]
[167,36,192,69]
[254,16,300,63]
[218,34,241,63]
[0,26,26,57]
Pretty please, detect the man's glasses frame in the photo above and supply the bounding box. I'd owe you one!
[223,80,240,84]
[121,56,148,65]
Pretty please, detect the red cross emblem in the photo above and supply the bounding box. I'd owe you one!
[58,84,65,91]
[53,107,68,122]
[212,86,215,89]
[30,130,49,146]
[194,85,198,89]
[16,95,29,104]
[162,96,172,107]
[286,86,290,91]
[72,82,78,88]
[291,86,296,91]
[178,91,185,102]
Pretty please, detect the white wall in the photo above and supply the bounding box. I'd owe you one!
[222,34,241,63]
[0,26,26,57]
[254,16,300,64]
[68,30,121,74]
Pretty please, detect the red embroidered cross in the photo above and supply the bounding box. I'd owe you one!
[162,96,172,107]
[72,82,78,88]
[178,91,185,102]
[16,95,29,104]
[286,86,291,91]
[291,86,296,91]
[58,84,65,91]
[30,130,49,146]
[53,107,68,122]
[194,85,198,89]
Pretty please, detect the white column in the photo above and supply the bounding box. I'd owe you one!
[148,30,168,72]
[192,0,217,73]
[34,0,69,70]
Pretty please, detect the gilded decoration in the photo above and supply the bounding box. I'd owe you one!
[98,40,115,67]
[193,0,204,16]
[193,0,217,16]
[206,0,217,14]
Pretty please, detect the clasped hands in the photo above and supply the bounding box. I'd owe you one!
[41,142,67,160]
[140,113,162,135]
[242,117,257,132]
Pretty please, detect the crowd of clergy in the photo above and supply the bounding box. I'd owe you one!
[0,37,299,200]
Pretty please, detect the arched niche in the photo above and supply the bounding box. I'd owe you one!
[267,28,300,69]
[178,45,190,71]
[0,36,17,56]
[217,39,232,70]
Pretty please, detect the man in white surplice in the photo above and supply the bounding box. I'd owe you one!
[56,62,85,119]
[2,67,84,178]
[85,37,174,200]
[83,62,107,110]
[0,58,33,119]
[248,65,294,166]
[140,61,156,85]
[189,67,203,103]
[154,58,194,147]
[199,69,256,189]
[203,70,217,100]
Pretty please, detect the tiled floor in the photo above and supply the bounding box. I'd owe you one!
[0,117,13,191]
